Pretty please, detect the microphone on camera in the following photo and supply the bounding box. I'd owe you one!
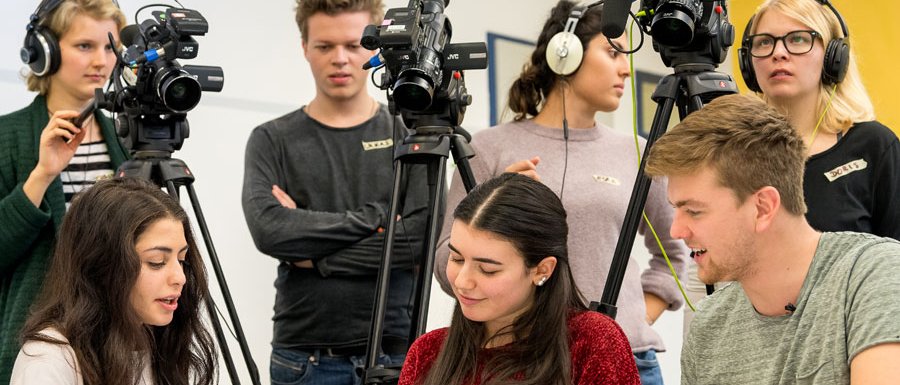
[600,0,634,39]
[120,24,142,47]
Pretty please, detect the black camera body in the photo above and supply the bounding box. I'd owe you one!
[98,8,223,155]
[361,0,487,116]
[638,0,734,68]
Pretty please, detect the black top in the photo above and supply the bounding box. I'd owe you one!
[804,120,900,240]
[242,105,429,349]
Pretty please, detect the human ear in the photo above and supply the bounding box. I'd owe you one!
[753,186,781,232]
[533,256,558,286]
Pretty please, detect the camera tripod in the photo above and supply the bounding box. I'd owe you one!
[117,151,261,385]
[593,63,736,318]
[361,115,477,385]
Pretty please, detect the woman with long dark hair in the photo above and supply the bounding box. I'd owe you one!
[433,2,688,383]
[0,1,130,379]
[10,178,217,385]
[400,173,639,385]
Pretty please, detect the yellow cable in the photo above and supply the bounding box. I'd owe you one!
[808,84,839,151]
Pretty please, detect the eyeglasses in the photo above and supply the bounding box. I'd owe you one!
[746,30,821,58]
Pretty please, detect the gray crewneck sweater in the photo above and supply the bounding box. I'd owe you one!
[435,119,689,353]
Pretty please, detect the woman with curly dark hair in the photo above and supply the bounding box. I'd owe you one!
[11,178,217,385]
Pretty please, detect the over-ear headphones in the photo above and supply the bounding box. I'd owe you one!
[546,5,588,76]
[21,0,66,77]
[738,0,850,93]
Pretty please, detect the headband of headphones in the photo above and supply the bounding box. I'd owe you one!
[30,0,64,24]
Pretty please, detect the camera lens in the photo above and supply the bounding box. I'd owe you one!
[651,0,701,48]
[156,68,202,113]
[393,72,434,111]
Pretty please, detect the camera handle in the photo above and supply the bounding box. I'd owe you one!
[117,153,262,385]
[361,125,476,385]
[592,64,737,318]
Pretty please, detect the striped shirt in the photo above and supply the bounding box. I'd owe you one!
[60,140,115,208]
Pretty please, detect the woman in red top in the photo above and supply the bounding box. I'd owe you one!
[399,173,639,385]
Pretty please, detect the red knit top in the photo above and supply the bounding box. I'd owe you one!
[397,310,640,385]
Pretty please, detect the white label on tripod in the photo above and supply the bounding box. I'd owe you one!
[593,175,621,186]
[362,138,394,151]
[824,159,867,182]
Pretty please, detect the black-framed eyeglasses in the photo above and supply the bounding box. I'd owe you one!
[746,30,821,58]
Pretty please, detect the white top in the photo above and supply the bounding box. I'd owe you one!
[10,328,153,385]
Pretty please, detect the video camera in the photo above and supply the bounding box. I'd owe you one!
[97,7,224,155]
[635,0,734,68]
[360,0,487,126]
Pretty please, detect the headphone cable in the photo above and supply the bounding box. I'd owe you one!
[560,88,569,201]
[808,84,839,153]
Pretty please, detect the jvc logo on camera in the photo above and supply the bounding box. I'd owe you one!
[181,46,195,53]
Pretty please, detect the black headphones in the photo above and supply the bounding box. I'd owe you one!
[545,4,589,76]
[738,0,850,92]
[21,0,67,77]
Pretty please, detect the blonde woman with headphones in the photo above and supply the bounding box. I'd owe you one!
[432,2,689,384]
[739,0,900,239]
[0,1,129,381]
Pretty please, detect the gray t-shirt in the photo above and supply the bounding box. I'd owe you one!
[682,232,900,384]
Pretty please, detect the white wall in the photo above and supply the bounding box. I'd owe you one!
[1,1,734,384]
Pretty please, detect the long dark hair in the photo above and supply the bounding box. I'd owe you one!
[422,173,587,385]
[508,0,606,121]
[21,178,217,385]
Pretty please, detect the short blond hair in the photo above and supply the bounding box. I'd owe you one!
[645,94,808,215]
[294,0,384,42]
[26,0,126,95]
[748,0,875,133]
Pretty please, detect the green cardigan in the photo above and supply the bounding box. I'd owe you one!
[0,95,129,383]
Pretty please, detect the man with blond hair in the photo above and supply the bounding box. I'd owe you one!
[645,94,900,384]
[242,1,428,383]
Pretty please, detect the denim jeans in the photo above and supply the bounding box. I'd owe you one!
[634,349,664,385]
[270,348,405,385]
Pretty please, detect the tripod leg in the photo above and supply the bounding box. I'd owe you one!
[185,184,262,385]
[595,78,679,318]
[364,159,406,376]
[205,297,241,384]
[450,134,477,193]
[409,158,446,339]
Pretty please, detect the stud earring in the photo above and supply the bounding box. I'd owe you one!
[537,276,548,286]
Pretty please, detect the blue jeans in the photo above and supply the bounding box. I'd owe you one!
[634,349,664,385]
[270,348,405,385]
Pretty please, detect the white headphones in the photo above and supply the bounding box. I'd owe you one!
[545,5,587,76]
